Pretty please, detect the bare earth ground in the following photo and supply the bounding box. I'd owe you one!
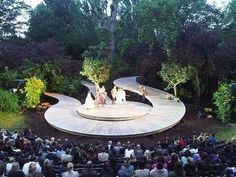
[24,102,224,147]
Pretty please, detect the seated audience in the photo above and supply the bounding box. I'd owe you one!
[0,128,235,177]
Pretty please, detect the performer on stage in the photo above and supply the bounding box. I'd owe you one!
[111,86,117,104]
[116,88,127,104]
[139,84,147,102]
[98,85,107,106]
[84,92,95,109]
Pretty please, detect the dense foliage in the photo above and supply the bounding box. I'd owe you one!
[0,89,20,112]
[24,76,46,108]
[51,75,80,96]
[214,83,233,122]
[28,0,98,59]
[0,67,19,89]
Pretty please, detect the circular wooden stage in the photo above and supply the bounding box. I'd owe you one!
[77,102,152,121]
[44,76,186,137]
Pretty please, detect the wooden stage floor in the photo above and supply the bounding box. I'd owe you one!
[44,76,186,137]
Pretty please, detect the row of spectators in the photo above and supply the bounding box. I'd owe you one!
[0,128,236,177]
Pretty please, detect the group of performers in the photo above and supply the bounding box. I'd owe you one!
[84,85,127,109]
[111,86,127,105]
[84,84,147,109]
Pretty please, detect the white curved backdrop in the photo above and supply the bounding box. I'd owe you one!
[44,76,186,137]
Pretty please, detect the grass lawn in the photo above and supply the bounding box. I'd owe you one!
[214,123,236,141]
[0,112,27,130]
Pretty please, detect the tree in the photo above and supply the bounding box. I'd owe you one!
[85,0,139,61]
[174,21,223,102]
[191,66,206,105]
[115,1,138,59]
[86,0,122,61]
[224,0,236,38]
[159,61,192,97]
[0,39,66,67]
[28,0,98,59]
[133,0,223,57]
[81,57,110,87]
[0,0,30,38]
[24,76,46,108]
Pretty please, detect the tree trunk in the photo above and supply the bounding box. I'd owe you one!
[195,74,201,105]
[173,84,178,98]
[108,28,115,61]
[107,0,120,61]
[95,83,100,105]
[193,72,206,105]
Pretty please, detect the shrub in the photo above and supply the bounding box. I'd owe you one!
[0,67,19,89]
[0,89,20,112]
[24,76,46,108]
[111,59,130,78]
[178,87,192,103]
[213,83,233,122]
[21,59,60,82]
[51,75,80,96]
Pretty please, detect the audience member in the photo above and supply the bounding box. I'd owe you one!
[150,162,168,177]
[101,161,116,177]
[98,148,109,162]
[168,161,185,177]
[22,156,42,176]
[62,162,79,177]
[42,159,57,177]
[8,162,25,177]
[81,160,97,177]
[124,145,135,158]
[134,162,150,177]
[118,158,134,177]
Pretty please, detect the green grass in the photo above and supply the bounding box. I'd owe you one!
[214,123,236,141]
[0,112,27,130]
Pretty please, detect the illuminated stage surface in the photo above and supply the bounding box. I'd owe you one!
[77,102,152,121]
[44,76,186,137]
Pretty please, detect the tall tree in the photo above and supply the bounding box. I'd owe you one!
[0,0,30,38]
[28,0,98,59]
[134,0,219,55]
[85,0,121,61]
[174,3,224,103]
[116,0,138,58]
[175,21,222,98]
[224,0,236,38]
[85,0,138,61]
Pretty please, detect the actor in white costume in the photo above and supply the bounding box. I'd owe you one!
[116,88,127,104]
[84,92,95,109]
